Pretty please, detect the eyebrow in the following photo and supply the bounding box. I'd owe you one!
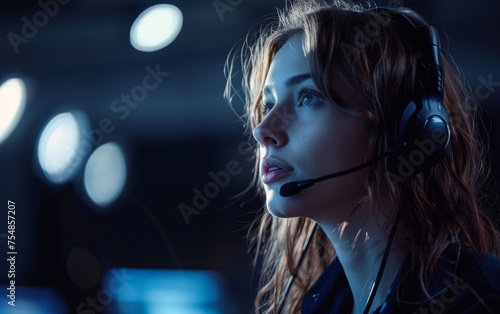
[262,73,311,97]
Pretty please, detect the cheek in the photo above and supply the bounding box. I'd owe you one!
[264,122,370,219]
[324,119,369,168]
[298,124,365,176]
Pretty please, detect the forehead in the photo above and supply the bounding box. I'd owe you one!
[264,34,310,87]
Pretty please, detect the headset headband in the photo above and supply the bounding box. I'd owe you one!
[370,7,451,174]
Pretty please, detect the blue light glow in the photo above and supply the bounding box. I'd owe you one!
[84,142,127,207]
[0,77,27,144]
[0,285,66,313]
[37,111,86,184]
[104,269,230,314]
[130,4,183,52]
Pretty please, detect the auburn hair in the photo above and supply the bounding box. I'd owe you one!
[224,1,499,313]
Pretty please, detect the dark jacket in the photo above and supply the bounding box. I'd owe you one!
[302,245,500,313]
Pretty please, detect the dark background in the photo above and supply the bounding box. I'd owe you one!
[1,0,499,313]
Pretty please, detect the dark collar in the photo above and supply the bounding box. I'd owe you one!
[377,244,462,312]
[302,244,463,313]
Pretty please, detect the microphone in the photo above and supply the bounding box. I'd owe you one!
[279,151,391,197]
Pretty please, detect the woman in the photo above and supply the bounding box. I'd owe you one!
[225,1,500,313]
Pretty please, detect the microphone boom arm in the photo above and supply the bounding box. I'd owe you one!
[279,151,392,197]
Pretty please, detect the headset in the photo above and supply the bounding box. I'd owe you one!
[276,6,452,314]
[279,6,452,197]
[379,7,452,173]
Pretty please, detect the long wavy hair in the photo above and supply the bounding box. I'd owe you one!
[224,1,499,313]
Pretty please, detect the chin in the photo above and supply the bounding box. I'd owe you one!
[266,199,303,219]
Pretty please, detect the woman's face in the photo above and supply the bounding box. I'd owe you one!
[253,34,370,221]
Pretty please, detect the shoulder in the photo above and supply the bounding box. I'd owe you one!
[459,253,500,294]
[444,250,500,313]
[392,247,500,314]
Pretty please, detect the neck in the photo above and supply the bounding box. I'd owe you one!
[318,204,407,314]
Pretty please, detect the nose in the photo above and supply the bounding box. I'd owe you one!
[252,109,288,148]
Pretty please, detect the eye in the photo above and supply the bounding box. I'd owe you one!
[298,90,322,107]
[260,100,274,115]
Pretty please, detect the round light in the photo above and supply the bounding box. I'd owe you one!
[0,78,27,144]
[37,112,83,184]
[130,4,183,52]
[84,143,127,207]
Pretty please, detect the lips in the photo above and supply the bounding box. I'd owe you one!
[261,156,294,184]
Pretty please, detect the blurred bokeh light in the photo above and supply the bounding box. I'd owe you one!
[84,142,127,207]
[130,4,183,52]
[0,285,67,314]
[104,268,233,314]
[37,111,87,184]
[0,77,27,144]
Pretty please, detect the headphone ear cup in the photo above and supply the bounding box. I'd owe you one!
[416,95,451,166]
[388,96,451,178]
[370,7,453,180]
